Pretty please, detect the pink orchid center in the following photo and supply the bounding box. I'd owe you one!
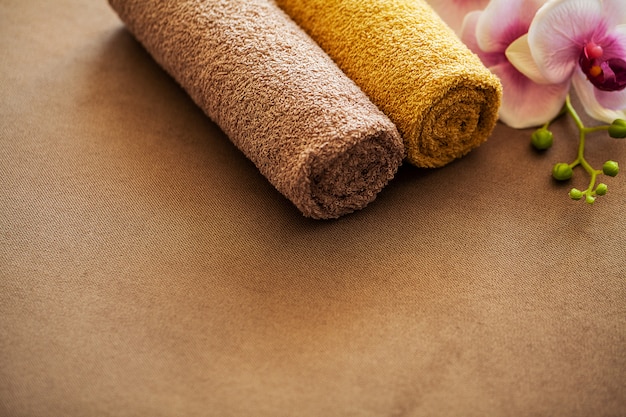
[579,41,626,92]
[585,42,604,59]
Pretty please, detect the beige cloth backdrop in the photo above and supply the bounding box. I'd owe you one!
[1,1,624,416]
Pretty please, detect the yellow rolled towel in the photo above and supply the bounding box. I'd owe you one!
[274,0,503,167]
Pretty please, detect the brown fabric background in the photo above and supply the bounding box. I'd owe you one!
[1,1,624,416]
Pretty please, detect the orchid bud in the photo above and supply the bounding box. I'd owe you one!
[602,160,620,177]
[585,194,596,204]
[531,128,554,150]
[608,119,626,138]
[552,163,573,180]
[569,188,583,200]
[595,183,608,196]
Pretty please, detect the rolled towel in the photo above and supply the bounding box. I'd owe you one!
[107,0,404,219]
[274,0,503,167]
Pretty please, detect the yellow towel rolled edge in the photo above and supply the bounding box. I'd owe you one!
[274,0,503,168]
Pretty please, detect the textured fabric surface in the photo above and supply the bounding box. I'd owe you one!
[107,0,403,219]
[274,0,502,168]
[1,1,625,417]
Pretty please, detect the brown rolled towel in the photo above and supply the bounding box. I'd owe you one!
[274,0,503,168]
[107,0,404,219]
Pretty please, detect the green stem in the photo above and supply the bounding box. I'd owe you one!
[565,95,584,131]
[543,104,568,131]
[584,125,611,134]
[563,94,603,197]
[540,94,620,203]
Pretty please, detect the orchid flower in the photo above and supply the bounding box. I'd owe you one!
[425,0,489,34]
[507,0,626,123]
[457,0,626,204]
[460,0,570,129]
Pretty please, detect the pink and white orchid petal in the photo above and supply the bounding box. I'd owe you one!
[595,88,626,111]
[490,61,570,128]
[528,0,605,84]
[461,10,506,68]
[602,0,626,29]
[460,11,481,53]
[475,0,546,53]
[505,34,552,84]
[426,0,490,35]
[573,70,626,123]
[602,24,626,62]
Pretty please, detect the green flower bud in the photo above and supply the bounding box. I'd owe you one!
[608,119,626,138]
[586,194,596,204]
[595,183,608,196]
[569,188,583,200]
[531,128,554,150]
[602,160,620,177]
[552,162,573,181]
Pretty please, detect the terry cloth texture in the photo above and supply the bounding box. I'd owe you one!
[274,0,503,167]
[107,0,403,219]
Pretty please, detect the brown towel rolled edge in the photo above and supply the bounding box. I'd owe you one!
[107,0,404,219]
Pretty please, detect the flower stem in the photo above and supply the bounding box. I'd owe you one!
[565,95,584,131]
[562,94,605,200]
[536,95,621,204]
